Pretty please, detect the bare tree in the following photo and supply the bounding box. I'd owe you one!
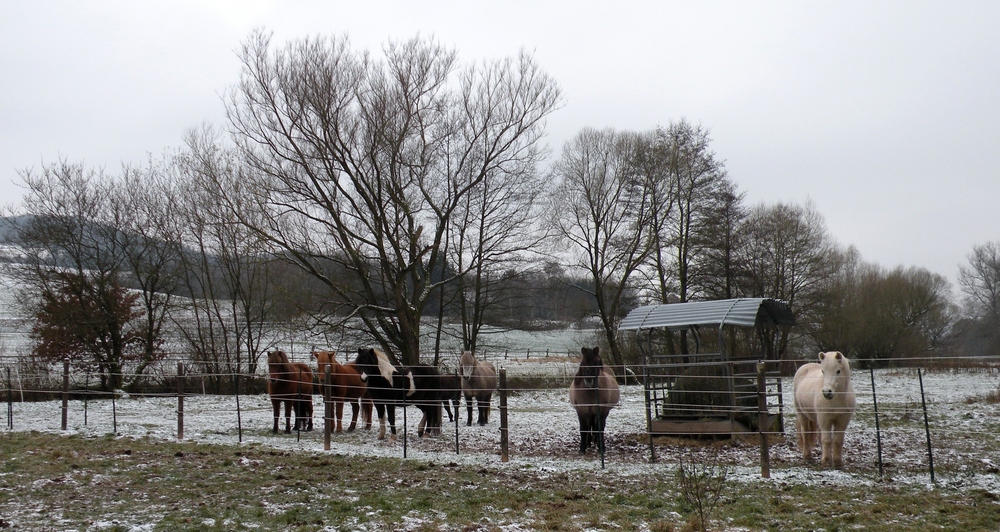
[956,241,1000,357]
[959,241,1000,320]
[224,31,561,365]
[449,153,550,353]
[659,121,731,306]
[112,163,182,379]
[737,201,840,361]
[693,177,747,300]
[813,255,955,366]
[5,161,161,390]
[548,128,655,370]
[169,127,283,390]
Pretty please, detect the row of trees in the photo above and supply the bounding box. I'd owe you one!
[2,31,997,390]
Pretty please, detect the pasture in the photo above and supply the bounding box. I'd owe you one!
[2,363,1000,530]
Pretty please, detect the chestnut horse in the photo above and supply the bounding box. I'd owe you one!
[266,350,314,433]
[569,346,619,455]
[311,350,373,433]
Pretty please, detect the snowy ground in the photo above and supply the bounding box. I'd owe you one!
[6,359,1000,497]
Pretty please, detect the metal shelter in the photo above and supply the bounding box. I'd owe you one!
[620,298,795,436]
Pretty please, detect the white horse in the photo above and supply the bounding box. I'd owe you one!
[793,351,856,469]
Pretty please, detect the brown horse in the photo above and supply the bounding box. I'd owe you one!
[311,350,373,433]
[458,351,498,426]
[569,347,619,455]
[266,350,314,434]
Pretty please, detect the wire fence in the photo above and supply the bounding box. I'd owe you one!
[3,353,1000,485]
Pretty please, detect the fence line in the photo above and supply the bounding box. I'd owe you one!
[5,357,997,485]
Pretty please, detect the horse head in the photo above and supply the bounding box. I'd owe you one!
[819,351,851,400]
[459,351,476,382]
[355,347,397,383]
[267,350,291,385]
[312,350,337,376]
[575,347,604,389]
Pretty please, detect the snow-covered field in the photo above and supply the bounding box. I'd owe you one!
[6,361,1000,496]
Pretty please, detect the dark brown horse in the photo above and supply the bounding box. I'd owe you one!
[569,347,619,454]
[266,350,314,434]
[353,348,410,441]
[311,350,373,433]
[438,373,462,423]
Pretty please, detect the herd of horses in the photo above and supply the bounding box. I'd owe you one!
[266,348,497,441]
[268,346,857,469]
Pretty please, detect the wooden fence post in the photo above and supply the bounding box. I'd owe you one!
[324,365,332,451]
[234,371,243,443]
[6,367,11,430]
[83,373,89,426]
[756,362,770,479]
[177,362,184,440]
[500,368,509,463]
[61,360,69,430]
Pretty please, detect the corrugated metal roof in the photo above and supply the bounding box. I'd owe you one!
[619,298,795,331]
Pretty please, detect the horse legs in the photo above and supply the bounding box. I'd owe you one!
[477,394,491,425]
[465,393,475,426]
[271,399,281,433]
[335,399,345,433]
[796,415,817,462]
[386,404,397,442]
[374,403,387,440]
[346,399,359,432]
[283,400,293,434]
[821,418,848,469]
[294,395,313,432]
[596,411,609,455]
[362,398,373,430]
[577,411,592,454]
[417,407,427,437]
[444,399,455,423]
[831,420,848,469]
[820,425,834,468]
[429,403,442,436]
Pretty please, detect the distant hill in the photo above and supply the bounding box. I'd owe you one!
[0,215,33,243]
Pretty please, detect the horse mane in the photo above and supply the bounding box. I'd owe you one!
[268,350,293,372]
[373,349,397,382]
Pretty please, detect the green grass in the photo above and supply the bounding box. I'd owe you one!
[0,431,998,531]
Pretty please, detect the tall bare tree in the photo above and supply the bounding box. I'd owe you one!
[449,154,550,353]
[112,163,182,379]
[224,31,561,364]
[737,201,840,360]
[659,120,731,305]
[959,241,1000,320]
[169,127,283,390]
[549,128,656,370]
[957,241,1000,357]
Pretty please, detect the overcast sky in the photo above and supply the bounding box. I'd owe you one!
[2,1,998,290]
